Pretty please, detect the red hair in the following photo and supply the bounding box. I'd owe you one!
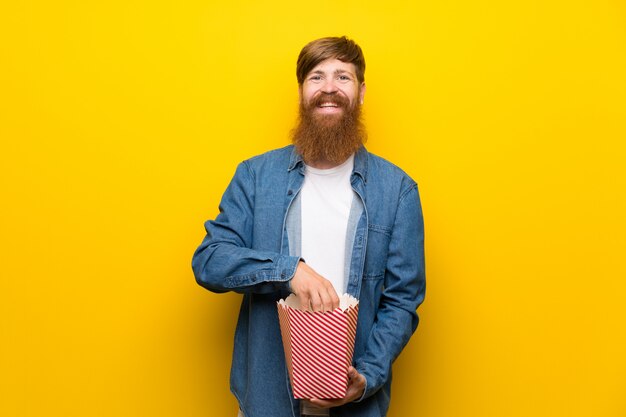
[296,36,366,85]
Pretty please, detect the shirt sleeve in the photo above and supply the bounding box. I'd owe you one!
[192,161,301,294]
[354,183,426,400]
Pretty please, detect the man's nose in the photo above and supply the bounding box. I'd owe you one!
[321,79,338,93]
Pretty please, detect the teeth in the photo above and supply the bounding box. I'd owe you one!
[319,103,338,107]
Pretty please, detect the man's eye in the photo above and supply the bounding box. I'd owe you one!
[339,75,350,81]
[310,76,322,81]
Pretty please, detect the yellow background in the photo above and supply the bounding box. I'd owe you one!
[2,1,625,416]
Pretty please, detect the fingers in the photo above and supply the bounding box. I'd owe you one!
[326,280,340,310]
[290,262,340,312]
[308,290,324,312]
[345,367,366,400]
[306,286,337,312]
[298,292,311,312]
[308,397,334,408]
[317,281,340,312]
[314,282,340,312]
[307,368,366,408]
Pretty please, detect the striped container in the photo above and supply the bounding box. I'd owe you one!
[277,294,359,399]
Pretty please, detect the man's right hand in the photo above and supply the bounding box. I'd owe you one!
[289,262,340,312]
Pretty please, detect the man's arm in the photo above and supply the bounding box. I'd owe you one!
[192,161,339,310]
[355,183,426,400]
[192,161,299,294]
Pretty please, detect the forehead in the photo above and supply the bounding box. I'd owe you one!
[307,58,357,76]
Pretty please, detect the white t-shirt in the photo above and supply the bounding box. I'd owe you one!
[300,154,355,296]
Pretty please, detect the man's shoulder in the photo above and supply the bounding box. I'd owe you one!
[243,145,294,168]
[364,150,418,191]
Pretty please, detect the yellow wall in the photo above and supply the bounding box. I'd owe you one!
[2,1,625,416]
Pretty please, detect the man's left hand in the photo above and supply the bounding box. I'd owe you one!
[307,366,366,408]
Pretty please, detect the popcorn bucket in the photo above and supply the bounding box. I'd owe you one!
[277,294,359,399]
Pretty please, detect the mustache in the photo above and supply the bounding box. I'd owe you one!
[308,92,350,109]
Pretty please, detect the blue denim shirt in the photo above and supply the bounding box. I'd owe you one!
[192,145,425,417]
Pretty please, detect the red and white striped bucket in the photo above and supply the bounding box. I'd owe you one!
[277,294,359,399]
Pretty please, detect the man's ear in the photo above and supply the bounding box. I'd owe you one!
[359,83,366,104]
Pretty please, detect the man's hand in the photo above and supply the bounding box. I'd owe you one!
[307,367,366,408]
[289,262,339,312]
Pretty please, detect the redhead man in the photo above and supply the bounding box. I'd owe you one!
[192,36,425,417]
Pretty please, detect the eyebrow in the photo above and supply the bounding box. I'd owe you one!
[309,69,355,76]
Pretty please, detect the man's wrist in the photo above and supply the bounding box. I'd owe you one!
[353,368,369,403]
[287,258,306,293]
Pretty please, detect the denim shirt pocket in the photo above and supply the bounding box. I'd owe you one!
[363,223,392,280]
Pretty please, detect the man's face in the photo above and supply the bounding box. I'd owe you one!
[292,58,367,165]
[299,58,366,120]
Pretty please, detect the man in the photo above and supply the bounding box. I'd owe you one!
[192,36,425,417]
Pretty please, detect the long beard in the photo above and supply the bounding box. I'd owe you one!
[291,93,367,165]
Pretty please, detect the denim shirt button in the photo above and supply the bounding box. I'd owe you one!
[287,189,293,196]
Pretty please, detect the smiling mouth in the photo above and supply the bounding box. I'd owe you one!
[318,103,339,108]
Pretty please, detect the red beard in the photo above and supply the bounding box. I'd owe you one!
[291,92,367,166]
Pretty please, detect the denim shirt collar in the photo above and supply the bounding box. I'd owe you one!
[287,145,369,183]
